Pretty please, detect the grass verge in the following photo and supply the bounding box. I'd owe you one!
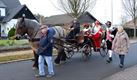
[0,49,57,64]
[0,53,34,64]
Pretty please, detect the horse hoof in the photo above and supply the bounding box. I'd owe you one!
[54,63,60,66]
[60,61,66,64]
[32,67,37,70]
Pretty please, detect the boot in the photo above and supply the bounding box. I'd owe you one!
[106,57,112,63]
[119,64,124,68]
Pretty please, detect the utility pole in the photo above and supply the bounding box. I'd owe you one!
[111,0,113,24]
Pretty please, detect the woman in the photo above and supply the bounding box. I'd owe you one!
[112,26,129,68]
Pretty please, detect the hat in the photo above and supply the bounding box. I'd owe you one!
[83,23,89,27]
[106,21,111,27]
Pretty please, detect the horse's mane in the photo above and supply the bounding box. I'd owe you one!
[24,19,40,32]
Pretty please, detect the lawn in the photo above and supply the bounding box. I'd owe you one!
[0,39,29,46]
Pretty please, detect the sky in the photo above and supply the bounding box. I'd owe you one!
[19,0,124,25]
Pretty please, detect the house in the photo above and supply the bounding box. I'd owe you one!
[123,18,137,37]
[45,12,102,26]
[0,0,37,38]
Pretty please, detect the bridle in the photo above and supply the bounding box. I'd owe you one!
[28,26,48,42]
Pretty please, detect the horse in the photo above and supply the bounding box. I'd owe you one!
[15,17,67,68]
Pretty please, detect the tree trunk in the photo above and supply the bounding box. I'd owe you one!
[134,26,136,38]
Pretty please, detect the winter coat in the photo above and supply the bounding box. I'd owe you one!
[38,28,55,56]
[112,30,129,55]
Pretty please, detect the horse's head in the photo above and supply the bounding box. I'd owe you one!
[15,17,27,40]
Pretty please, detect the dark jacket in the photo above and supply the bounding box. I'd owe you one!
[66,21,80,39]
[38,28,55,56]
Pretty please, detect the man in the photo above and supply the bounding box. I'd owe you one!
[105,21,117,63]
[66,18,80,43]
[35,25,55,78]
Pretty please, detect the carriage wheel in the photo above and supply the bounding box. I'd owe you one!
[99,43,108,57]
[81,44,92,61]
[65,47,74,59]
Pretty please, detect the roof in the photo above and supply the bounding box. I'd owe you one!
[124,18,137,29]
[0,0,37,22]
[45,12,100,26]
[2,5,37,22]
[0,0,21,11]
[45,14,73,26]
[0,1,6,8]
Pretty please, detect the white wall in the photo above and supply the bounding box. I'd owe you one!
[1,19,17,37]
[0,8,6,16]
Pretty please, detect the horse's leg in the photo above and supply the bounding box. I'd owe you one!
[29,42,39,69]
[54,39,67,64]
[33,50,39,69]
[54,48,62,64]
[60,48,67,62]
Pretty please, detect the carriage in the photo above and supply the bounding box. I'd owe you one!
[54,33,92,61]
[54,29,108,61]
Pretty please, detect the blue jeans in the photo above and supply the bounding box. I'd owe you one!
[38,55,54,75]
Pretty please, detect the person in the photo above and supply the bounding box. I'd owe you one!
[66,18,80,43]
[82,23,91,35]
[105,21,117,63]
[35,25,55,77]
[112,26,129,68]
[89,20,103,51]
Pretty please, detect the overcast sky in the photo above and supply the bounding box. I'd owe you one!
[19,0,124,25]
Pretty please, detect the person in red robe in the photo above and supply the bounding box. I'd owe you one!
[89,20,103,51]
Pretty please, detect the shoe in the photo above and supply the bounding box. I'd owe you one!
[46,74,54,78]
[119,64,124,68]
[106,57,112,63]
[35,74,45,78]
[106,60,111,63]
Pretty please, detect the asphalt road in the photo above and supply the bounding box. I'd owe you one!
[0,43,137,80]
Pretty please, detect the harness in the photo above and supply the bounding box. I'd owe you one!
[53,26,65,38]
[28,26,41,42]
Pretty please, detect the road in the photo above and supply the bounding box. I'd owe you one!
[0,43,137,80]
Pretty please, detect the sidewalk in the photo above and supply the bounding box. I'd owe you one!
[103,65,137,80]
[103,39,137,80]
[130,38,137,44]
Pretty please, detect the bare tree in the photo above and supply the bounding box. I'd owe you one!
[34,14,46,25]
[122,0,137,38]
[121,15,127,27]
[57,0,97,18]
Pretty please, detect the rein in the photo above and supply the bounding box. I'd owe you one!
[28,28,40,42]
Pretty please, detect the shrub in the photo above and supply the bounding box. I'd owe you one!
[8,27,15,38]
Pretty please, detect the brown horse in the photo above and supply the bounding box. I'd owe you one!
[15,17,67,68]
